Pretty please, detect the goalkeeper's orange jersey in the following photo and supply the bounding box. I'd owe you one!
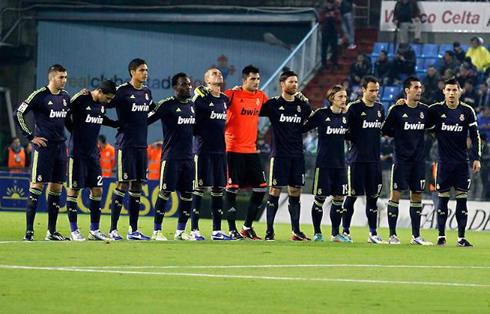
[224,88,268,153]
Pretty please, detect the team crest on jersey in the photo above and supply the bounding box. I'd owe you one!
[297,105,301,112]
[63,99,67,106]
[460,114,465,121]
[342,117,347,124]
[191,107,195,113]
[256,99,260,105]
[101,106,105,113]
[145,93,149,100]
[37,175,42,182]
[377,111,381,118]
[393,183,398,189]
[317,188,322,195]
[123,173,128,180]
[272,179,277,186]
[420,112,424,119]
[199,179,204,186]
[73,181,78,188]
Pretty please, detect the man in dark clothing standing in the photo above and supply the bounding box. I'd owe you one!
[393,0,422,43]
[319,0,341,70]
[392,43,416,79]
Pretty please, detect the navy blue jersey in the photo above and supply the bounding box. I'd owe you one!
[260,96,311,157]
[13,87,70,142]
[192,90,228,155]
[303,107,348,168]
[346,100,385,163]
[149,97,195,160]
[382,102,428,163]
[107,82,154,149]
[66,92,119,158]
[427,101,481,163]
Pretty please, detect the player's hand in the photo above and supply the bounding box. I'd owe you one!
[31,137,47,147]
[79,88,90,95]
[395,99,407,106]
[195,85,210,97]
[295,92,309,103]
[232,86,242,91]
[473,160,481,173]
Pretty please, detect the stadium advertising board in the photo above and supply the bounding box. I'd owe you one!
[0,172,180,217]
[260,193,490,232]
[380,1,490,33]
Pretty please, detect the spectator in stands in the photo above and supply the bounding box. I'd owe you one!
[374,50,393,85]
[431,79,446,103]
[466,37,490,72]
[392,43,416,80]
[439,51,460,76]
[478,107,490,143]
[453,42,466,63]
[393,0,422,44]
[338,0,356,50]
[3,137,25,173]
[456,65,476,88]
[98,135,115,177]
[422,65,440,103]
[25,143,32,171]
[349,52,371,86]
[478,82,490,108]
[480,135,490,200]
[461,80,480,109]
[442,68,454,81]
[462,57,478,76]
[319,0,341,71]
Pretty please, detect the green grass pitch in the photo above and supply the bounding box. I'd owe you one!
[0,211,489,313]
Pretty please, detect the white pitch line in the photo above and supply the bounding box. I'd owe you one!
[0,265,487,288]
[61,264,490,270]
[0,241,71,244]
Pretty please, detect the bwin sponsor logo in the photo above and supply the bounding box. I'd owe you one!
[178,116,195,125]
[240,107,260,116]
[132,103,149,112]
[210,111,226,120]
[279,114,302,123]
[49,109,67,118]
[362,120,382,129]
[441,122,463,132]
[85,115,104,124]
[326,126,348,135]
[403,122,425,130]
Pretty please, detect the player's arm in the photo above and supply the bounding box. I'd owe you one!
[13,91,40,143]
[65,91,85,133]
[148,98,167,125]
[381,105,396,137]
[302,109,320,133]
[468,107,482,172]
[344,103,357,141]
[259,99,271,117]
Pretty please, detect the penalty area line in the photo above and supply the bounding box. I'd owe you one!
[0,265,488,288]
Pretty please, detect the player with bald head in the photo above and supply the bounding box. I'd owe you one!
[191,68,232,240]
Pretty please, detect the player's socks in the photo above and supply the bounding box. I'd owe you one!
[387,200,399,236]
[89,195,102,231]
[110,188,125,232]
[26,187,42,232]
[409,201,422,238]
[210,190,224,231]
[266,194,280,233]
[154,192,170,231]
[366,196,378,236]
[455,193,468,239]
[47,191,61,233]
[311,196,324,235]
[330,200,343,236]
[66,196,79,232]
[437,195,450,237]
[342,196,356,234]
[128,190,141,232]
[191,190,204,231]
[177,193,192,231]
[288,195,301,233]
[225,189,238,231]
[244,190,265,228]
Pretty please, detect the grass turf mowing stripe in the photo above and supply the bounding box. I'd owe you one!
[0,265,489,288]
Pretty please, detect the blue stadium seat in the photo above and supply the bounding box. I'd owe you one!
[424,58,440,69]
[382,86,400,102]
[461,44,470,52]
[410,44,422,57]
[438,44,453,58]
[382,101,391,112]
[421,44,439,58]
[416,58,426,73]
[387,44,397,58]
[418,73,427,82]
[371,42,389,58]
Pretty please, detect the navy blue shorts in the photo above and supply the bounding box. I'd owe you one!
[31,141,66,184]
[436,162,471,192]
[226,152,267,189]
[347,162,382,197]
[116,147,148,182]
[313,167,348,197]
[269,155,305,188]
[160,159,195,193]
[391,162,426,193]
[68,156,102,189]
[195,153,226,189]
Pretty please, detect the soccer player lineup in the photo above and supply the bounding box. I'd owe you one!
[13,59,482,247]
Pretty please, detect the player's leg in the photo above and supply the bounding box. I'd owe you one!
[265,186,281,241]
[225,152,242,239]
[408,162,432,245]
[66,188,84,241]
[152,159,175,241]
[366,162,385,244]
[126,147,149,240]
[454,163,472,247]
[210,187,231,241]
[330,168,349,242]
[287,156,309,241]
[311,167,327,241]
[87,187,109,241]
[110,148,128,238]
[191,153,210,237]
[24,182,44,241]
[435,163,451,246]
[387,163,406,244]
[342,163,361,238]
[46,142,68,241]
[175,159,196,241]
[191,188,204,235]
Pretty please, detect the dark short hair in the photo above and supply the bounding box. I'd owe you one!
[445,50,455,57]
[172,72,188,87]
[428,65,435,69]
[128,58,146,77]
[12,137,20,142]
[379,50,387,56]
[361,76,379,89]
[48,64,66,75]
[98,135,107,144]
[403,76,421,91]
[98,80,116,95]
[242,65,260,79]
[453,41,461,47]
[444,77,461,88]
[279,71,298,83]
[482,82,488,87]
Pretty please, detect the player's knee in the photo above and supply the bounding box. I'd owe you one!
[211,187,224,196]
[30,182,44,190]
[130,181,142,191]
[455,191,468,198]
[288,187,301,197]
[226,188,238,194]
[390,191,401,202]
[438,192,450,198]
[193,188,205,197]
[117,182,128,192]
[48,182,63,193]
[269,187,281,197]
[332,196,344,202]
[410,192,423,202]
[90,188,102,198]
[158,190,172,200]
[67,189,80,197]
[180,191,193,201]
